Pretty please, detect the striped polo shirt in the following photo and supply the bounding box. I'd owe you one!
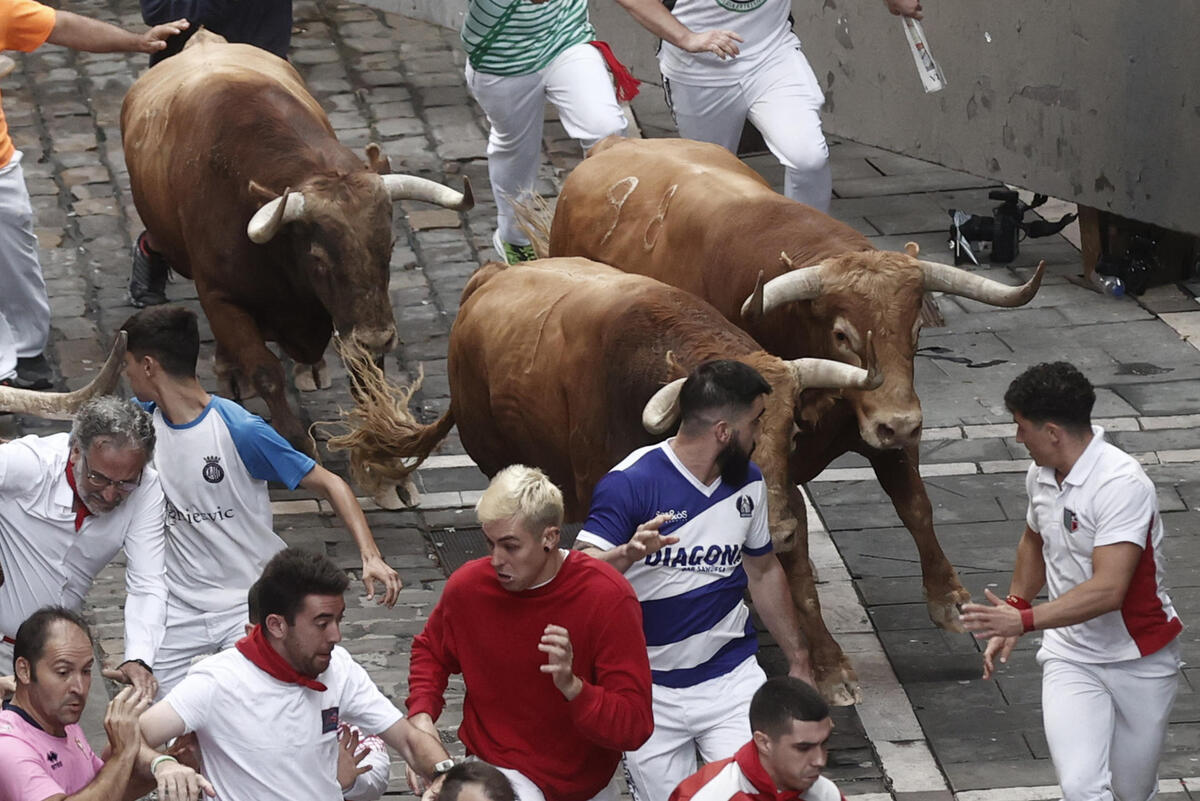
[462,0,596,75]
[578,441,772,688]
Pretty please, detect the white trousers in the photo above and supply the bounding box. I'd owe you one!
[497,766,619,801]
[624,655,766,801]
[1039,642,1180,801]
[466,42,627,246]
[151,598,250,698]
[0,152,50,377]
[664,39,832,212]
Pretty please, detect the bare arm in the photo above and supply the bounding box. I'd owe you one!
[378,718,450,786]
[613,0,743,58]
[46,11,188,54]
[962,525,1045,678]
[743,553,813,684]
[137,701,214,800]
[299,465,402,606]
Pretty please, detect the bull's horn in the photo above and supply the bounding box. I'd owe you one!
[642,377,686,435]
[0,332,126,420]
[740,263,826,319]
[786,356,880,392]
[247,187,306,244]
[382,174,474,211]
[741,270,766,322]
[920,259,1045,307]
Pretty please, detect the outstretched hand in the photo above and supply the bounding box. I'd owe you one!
[362,555,402,607]
[538,624,583,700]
[883,0,923,19]
[140,18,188,52]
[624,513,680,563]
[102,659,158,697]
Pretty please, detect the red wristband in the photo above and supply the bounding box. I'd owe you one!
[1020,607,1036,633]
[1005,594,1032,610]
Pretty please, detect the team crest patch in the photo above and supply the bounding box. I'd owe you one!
[736,494,754,518]
[202,455,225,484]
[1063,508,1078,532]
[321,706,340,734]
[716,0,767,11]
[47,750,62,769]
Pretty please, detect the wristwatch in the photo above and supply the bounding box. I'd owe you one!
[433,759,456,776]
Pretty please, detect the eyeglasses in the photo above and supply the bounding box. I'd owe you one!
[79,452,142,494]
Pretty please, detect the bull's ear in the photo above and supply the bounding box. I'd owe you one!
[248,180,278,204]
[365,143,391,175]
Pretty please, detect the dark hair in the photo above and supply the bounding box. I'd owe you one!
[12,607,93,675]
[749,676,830,740]
[246,578,264,626]
[256,548,349,624]
[678,360,771,430]
[440,762,516,801]
[1004,362,1095,433]
[121,305,200,379]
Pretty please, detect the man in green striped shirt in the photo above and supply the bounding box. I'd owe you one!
[463,0,628,264]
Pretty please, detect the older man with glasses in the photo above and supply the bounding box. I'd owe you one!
[0,396,167,695]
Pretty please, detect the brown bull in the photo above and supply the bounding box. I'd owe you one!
[346,258,880,703]
[120,31,471,453]
[547,136,1044,698]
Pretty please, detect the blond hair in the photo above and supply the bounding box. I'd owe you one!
[476,465,564,533]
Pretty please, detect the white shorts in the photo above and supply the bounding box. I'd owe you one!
[497,766,620,801]
[151,598,250,698]
[624,655,766,801]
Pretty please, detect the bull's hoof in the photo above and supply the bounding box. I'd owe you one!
[817,666,862,707]
[293,359,331,392]
[372,476,421,510]
[926,587,971,633]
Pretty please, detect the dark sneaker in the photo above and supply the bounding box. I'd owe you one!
[492,229,537,264]
[6,353,53,390]
[130,231,170,307]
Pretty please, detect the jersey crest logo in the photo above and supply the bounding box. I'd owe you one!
[1063,507,1078,532]
[736,494,754,518]
[47,750,62,769]
[716,0,768,11]
[202,455,225,484]
[321,706,340,734]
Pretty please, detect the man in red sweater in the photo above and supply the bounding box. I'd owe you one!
[406,465,654,801]
[670,677,845,801]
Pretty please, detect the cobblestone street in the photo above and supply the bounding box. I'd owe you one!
[2,0,1199,798]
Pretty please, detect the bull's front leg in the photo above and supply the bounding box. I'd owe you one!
[776,486,861,706]
[201,292,315,457]
[867,443,968,632]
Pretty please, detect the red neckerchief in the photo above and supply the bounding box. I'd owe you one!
[734,741,804,801]
[235,624,328,691]
[63,461,92,532]
[589,41,641,102]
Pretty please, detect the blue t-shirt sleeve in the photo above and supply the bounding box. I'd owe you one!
[580,471,641,547]
[211,398,315,489]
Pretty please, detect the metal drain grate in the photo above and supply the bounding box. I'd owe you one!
[429,524,583,575]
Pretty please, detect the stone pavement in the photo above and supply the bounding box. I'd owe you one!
[1,0,1198,798]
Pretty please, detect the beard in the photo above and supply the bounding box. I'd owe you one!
[717,437,753,485]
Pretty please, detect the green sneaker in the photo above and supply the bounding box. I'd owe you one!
[493,230,537,264]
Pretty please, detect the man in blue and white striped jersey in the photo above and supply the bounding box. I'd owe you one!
[575,359,812,801]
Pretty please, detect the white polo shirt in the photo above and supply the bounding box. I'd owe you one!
[658,0,797,86]
[166,645,403,801]
[0,433,167,663]
[1027,426,1182,664]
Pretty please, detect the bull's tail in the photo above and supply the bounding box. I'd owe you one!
[321,339,455,502]
[508,191,554,259]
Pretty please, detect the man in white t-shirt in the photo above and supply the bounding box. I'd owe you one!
[962,362,1183,801]
[575,360,812,801]
[120,305,401,697]
[139,547,450,801]
[0,396,166,695]
[614,0,922,211]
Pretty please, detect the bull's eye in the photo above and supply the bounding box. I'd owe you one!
[834,331,848,343]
